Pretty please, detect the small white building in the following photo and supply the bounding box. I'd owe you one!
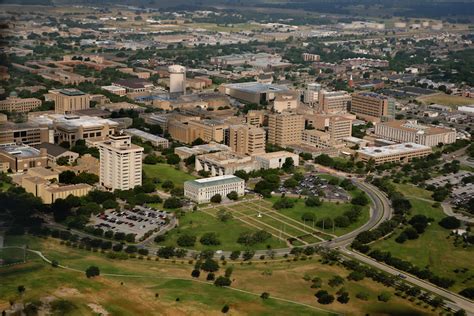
[184,175,245,203]
[101,85,127,96]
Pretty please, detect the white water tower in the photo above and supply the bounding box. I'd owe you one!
[168,64,186,94]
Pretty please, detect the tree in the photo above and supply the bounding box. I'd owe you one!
[201,258,219,272]
[157,246,175,258]
[282,157,294,172]
[85,266,100,278]
[260,292,270,299]
[234,170,249,181]
[143,154,159,165]
[377,292,391,302]
[163,197,183,209]
[177,234,196,247]
[337,292,350,304]
[225,267,233,278]
[328,276,344,287]
[200,232,221,246]
[226,191,238,201]
[283,178,298,188]
[221,304,230,313]
[439,216,461,229]
[59,170,76,184]
[214,276,232,287]
[210,194,222,203]
[17,285,25,296]
[191,269,200,278]
[305,196,322,207]
[166,154,180,165]
[56,156,70,166]
[351,193,369,206]
[206,272,215,281]
[459,287,474,299]
[229,250,241,260]
[191,138,205,146]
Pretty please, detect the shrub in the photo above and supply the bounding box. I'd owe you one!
[85,266,100,278]
[214,276,232,287]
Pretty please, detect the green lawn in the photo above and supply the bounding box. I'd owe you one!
[1,235,432,316]
[393,183,434,200]
[266,197,370,236]
[157,210,287,251]
[371,197,474,292]
[143,164,196,188]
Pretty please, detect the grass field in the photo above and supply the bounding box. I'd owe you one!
[1,235,433,316]
[417,93,474,107]
[371,192,474,292]
[143,163,196,189]
[157,208,288,251]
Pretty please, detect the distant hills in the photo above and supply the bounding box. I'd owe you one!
[1,0,474,19]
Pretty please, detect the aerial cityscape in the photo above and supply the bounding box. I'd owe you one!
[0,0,473,315]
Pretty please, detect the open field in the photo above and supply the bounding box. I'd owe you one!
[417,93,474,107]
[143,163,196,189]
[371,191,474,292]
[157,207,288,251]
[1,235,434,316]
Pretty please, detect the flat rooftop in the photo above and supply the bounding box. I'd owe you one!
[378,120,455,135]
[225,82,289,94]
[59,88,86,96]
[354,92,389,100]
[31,114,119,130]
[185,175,243,188]
[357,142,431,157]
[124,128,168,142]
[0,144,41,158]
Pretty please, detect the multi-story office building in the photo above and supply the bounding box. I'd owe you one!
[356,143,432,165]
[310,115,352,142]
[268,113,305,146]
[351,92,395,122]
[184,175,245,203]
[304,83,321,105]
[246,110,265,127]
[0,95,41,113]
[49,88,90,114]
[0,123,51,146]
[374,120,456,147]
[272,91,299,113]
[31,114,118,145]
[319,90,352,114]
[227,124,265,156]
[188,119,228,144]
[302,129,333,148]
[97,134,144,191]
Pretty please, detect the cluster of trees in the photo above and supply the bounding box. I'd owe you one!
[237,230,272,246]
[156,246,187,259]
[282,172,304,189]
[368,249,455,288]
[254,170,281,197]
[395,214,432,244]
[59,170,99,186]
[273,196,295,210]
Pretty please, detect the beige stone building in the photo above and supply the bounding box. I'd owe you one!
[168,118,228,144]
[356,143,432,165]
[0,123,51,146]
[268,112,305,146]
[0,144,48,172]
[351,92,395,122]
[272,91,299,113]
[246,110,265,127]
[48,89,90,114]
[227,124,265,156]
[374,120,456,147]
[319,90,352,114]
[19,167,92,204]
[0,96,41,113]
[97,134,144,191]
[184,175,245,203]
[311,115,353,142]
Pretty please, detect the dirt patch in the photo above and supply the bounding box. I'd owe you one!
[53,287,81,297]
[88,303,109,315]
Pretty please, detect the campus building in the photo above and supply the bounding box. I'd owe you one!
[0,95,41,113]
[356,143,432,165]
[268,112,305,146]
[374,120,456,147]
[34,142,79,166]
[184,175,245,203]
[0,144,48,172]
[246,110,265,127]
[350,92,395,122]
[319,90,352,114]
[48,88,91,114]
[272,91,299,113]
[219,82,289,104]
[310,115,353,142]
[168,118,228,144]
[226,124,266,156]
[124,128,169,149]
[19,167,92,204]
[0,122,51,146]
[97,134,144,191]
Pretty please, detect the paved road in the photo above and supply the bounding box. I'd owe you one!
[340,248,474,315]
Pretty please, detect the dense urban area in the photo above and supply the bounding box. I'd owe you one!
[0,1,473,315]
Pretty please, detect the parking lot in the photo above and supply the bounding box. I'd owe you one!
[277,174,350,201]
[425,171,473,188]
[90,205,171,239]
